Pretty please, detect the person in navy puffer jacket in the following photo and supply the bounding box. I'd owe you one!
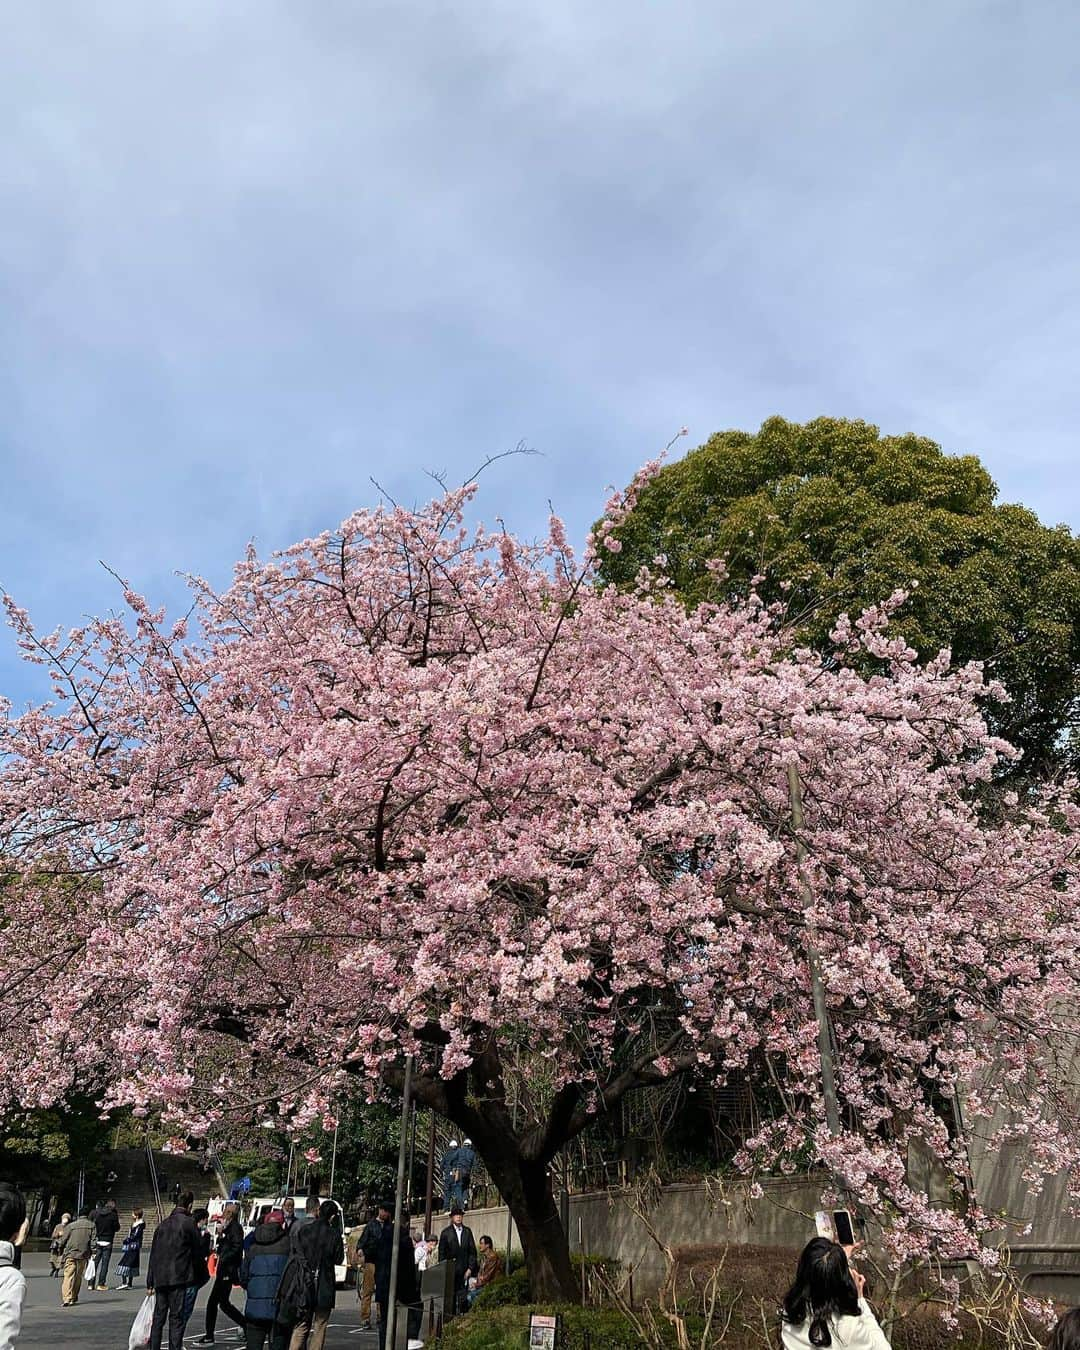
[239,1209,291,1350]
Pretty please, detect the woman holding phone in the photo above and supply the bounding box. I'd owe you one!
[781,1238,890,1350]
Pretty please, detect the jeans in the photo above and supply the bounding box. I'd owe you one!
[150,1284,188,1350]
[206,1272,246,1335]
[95,1243,113,1287]
[181,1285,198,1328]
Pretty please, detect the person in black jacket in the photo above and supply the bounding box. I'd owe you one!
[147,1191,202,1350]
[92,1197,121,1290]
[284,1201,344,1350]
[438,1207,477,1310]
[179,1209,213,1334]
[357,1202,390,1331]
[195,1202,247,1344]
[373,1218,420,1350]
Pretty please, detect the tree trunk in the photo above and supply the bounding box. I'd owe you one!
[399,1059,579,1302]
[482,1142,577,1302]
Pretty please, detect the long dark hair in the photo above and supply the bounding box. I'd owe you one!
[1050,1309,1080,1350]
[782,1238,861,1347]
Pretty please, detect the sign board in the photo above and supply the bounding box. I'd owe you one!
[420,1257,455,1314]
[528,1312,560,1348]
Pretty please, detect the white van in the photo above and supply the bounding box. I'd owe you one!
[242,1194,350,1286]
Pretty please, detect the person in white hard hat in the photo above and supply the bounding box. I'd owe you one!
[442,1142,460,1211]
[456,1140,477,1210]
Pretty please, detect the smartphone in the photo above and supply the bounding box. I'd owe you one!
[814,1211,834,1239]
[833,1209,855,1247]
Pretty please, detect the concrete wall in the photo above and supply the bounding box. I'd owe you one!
[459,1175,820,1295]
[961,1035,1080,1297]
[458,1154,1080,1301]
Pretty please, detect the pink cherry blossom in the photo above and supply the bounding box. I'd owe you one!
[1,482,1078,1296]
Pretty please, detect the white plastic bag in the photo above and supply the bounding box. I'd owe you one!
[129,1293,155,1350]
[84,1255,96,1286]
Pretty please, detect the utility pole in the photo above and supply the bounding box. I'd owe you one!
[423,1113,436,1238]
[786,762,842,1137]
[386,1055,414,1349]
[406,1102,418,1213]
[328,1122,339,1198]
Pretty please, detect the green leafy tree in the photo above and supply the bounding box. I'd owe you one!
[216,1148,283,1196]
[216,1098,411,1210]
[330,1099,408,1208]
[600,416,1080,776]
[1,1098,114,1189]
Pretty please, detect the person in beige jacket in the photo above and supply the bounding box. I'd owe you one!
[59,1206,95,1307]
[49,1212,71,1277]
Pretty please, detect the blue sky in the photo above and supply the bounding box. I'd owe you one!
[2,1,1078,707]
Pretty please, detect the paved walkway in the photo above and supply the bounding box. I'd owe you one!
[18,1253,382,1348]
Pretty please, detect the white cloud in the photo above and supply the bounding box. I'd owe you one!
[1,0,1078,702]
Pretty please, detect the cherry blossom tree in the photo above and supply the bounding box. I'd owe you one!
[1,473,1079,1299]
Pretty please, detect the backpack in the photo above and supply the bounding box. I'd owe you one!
[275,1249,317,1323]
[359,1219,383,1264]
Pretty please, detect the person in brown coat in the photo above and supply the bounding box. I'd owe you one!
[467,1235,504,1307]
[49,1213,71,1278]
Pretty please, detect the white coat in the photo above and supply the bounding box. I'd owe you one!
[781,1300,891,1350]
[0,1241,26,1350]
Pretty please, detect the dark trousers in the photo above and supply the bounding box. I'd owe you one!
[206,1272,246,1335]
[95,1243,113,1287]
[245,1317,288,1350]
[150,1284,188,1350]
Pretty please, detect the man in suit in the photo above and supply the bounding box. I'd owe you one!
[437,1206,477,1312]
[146,1190,202,1350]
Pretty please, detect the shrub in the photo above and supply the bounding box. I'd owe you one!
[472,1264,530,1309]
[472,1253,619,1311]
[440,1304,679,1349]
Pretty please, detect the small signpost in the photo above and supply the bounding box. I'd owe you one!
[527,1312,561,1348]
